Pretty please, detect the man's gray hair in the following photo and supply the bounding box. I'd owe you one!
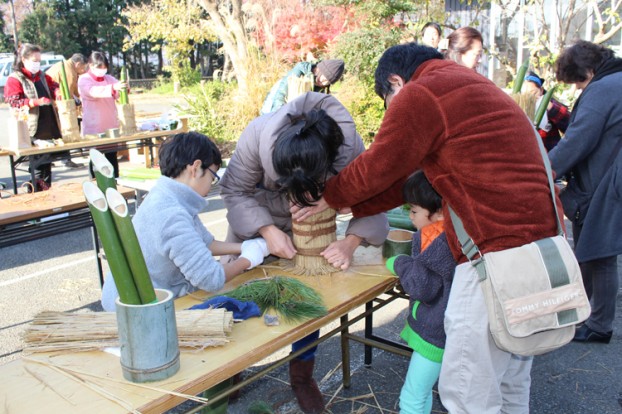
[70,53,87,64]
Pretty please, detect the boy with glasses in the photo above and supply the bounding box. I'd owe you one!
[101,131,269,311]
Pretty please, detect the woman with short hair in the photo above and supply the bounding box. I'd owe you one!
[549,40,622,344]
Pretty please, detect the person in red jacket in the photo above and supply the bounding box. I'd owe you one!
[292,43,561,413]
[4,43,62,191]
[524,71,571,151]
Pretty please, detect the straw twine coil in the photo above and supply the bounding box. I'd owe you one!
[282,208,337,276]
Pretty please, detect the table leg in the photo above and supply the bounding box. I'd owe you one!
[9,155,17,193]
[364,301,373,366]
[91,224,105,287]
[340,314,352,388]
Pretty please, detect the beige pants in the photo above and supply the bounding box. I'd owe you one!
[439,263,533,414]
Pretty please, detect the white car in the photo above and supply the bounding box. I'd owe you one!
[0,53,64,101]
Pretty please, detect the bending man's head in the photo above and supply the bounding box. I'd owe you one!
[273,109,343,207]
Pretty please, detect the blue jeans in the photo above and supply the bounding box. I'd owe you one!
[291,330,319,361]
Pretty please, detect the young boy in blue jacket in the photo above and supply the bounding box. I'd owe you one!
[386,170,456,414]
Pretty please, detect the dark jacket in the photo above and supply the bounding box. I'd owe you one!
[549,70,622,262]
[394,231,455,362]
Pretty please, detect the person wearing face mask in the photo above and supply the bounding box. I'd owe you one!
[78,51,127,177]
[4,43,63,191]
[47,53,89,169]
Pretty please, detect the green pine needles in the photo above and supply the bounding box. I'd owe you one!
[225,277,327,323]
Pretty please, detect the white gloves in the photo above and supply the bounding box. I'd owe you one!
[240,238,270,269]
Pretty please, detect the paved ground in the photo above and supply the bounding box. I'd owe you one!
[1,96,621,413]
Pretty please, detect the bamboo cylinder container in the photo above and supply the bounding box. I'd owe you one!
[289,208,337,276]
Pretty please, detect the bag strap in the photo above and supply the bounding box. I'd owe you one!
[449,126,563,281]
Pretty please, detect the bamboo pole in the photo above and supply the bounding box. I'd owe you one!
[83,181,140,305]
[59,61,71,101]
[89,149,116,191]
[106,187,156,304]
[512,60,529,94]
[534,85,556,127]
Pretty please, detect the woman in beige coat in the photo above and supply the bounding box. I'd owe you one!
[220,91,388,413]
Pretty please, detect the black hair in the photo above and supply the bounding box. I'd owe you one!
[374,43,444,99]
[555,40,614,84]
[88,51,109,69]
[14,43,42,72]
[421,22,442,37]
[158,131,222,179]
[402,170,442,215]
[272,109,343,207]
[525,71,544,88]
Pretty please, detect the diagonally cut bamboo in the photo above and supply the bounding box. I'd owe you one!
[83,181,140,305]
[106,187,157,305]
[89,149,116,191]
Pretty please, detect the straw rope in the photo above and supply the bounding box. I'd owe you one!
[288,208,338,276]
[23,309,233,354]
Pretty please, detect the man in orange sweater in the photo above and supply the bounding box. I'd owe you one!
[292,43,562,413]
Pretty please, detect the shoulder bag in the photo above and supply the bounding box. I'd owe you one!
[448,128,590,356]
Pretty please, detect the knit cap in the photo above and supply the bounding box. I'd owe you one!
[317,59,345,84]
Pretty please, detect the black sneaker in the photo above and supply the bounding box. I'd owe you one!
[572,324,612,344]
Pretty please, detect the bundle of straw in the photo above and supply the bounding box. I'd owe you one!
[55,61,81,142]
[22,309,233,354]
[116,67,137,135]
[287,74,314,103]
[510,92,538,123]
[285,208,337,276]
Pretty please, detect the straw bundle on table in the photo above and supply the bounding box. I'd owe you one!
[23,309,233,354]
[56,99,81,143]
[284,208,337,276]
[510,92,537,123]
[116,103,137,136]
[287,75,313,103]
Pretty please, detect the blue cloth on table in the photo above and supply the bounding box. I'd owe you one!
[188,296,261,320]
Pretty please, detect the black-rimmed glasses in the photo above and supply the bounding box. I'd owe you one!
[207,168,220,185]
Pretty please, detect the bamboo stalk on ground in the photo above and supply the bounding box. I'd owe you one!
[83,181,140,305]
[106,188,157,305]
[89,149,116,191]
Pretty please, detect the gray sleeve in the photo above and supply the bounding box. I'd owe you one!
[345,213,390,246]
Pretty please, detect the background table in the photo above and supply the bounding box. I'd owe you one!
[0,182,136,285]
[1,118,188,193]
[0,248,399,414]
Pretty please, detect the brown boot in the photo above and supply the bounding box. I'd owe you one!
[289,358,325,414]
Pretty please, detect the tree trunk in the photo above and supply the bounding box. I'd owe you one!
[196,0,249,95]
